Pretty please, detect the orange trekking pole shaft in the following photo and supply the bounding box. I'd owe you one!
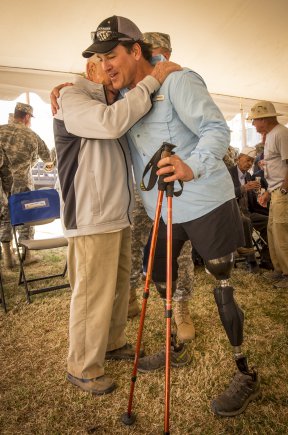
[122,188,164,425]
[164,194,173,434]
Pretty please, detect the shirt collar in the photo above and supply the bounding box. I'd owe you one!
[237,166,246,184]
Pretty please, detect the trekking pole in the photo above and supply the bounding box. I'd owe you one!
[164,179,174,435]
[122,143,183,433]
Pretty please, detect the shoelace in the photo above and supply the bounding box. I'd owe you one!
[225,373,253,396]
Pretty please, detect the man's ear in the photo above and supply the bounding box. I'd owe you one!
[132,42,142,60]
[86,62,93,80]
[24,114,31,125]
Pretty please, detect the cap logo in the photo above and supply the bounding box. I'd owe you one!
[253,105,268,113]
[96,28,113,41]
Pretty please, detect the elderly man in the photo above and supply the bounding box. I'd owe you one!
[83,15,260,416]
[229,146,271,272]
[248,100,288,288]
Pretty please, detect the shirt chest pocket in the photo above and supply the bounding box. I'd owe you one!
[133,100,173,155]
[144,99,173,124]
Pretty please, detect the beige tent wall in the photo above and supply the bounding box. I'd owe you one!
[0,0,287,121]
[1,66,288,126]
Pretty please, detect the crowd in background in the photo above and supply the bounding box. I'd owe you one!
[1,17,287,422]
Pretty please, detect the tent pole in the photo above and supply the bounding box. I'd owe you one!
[240,98,247,149]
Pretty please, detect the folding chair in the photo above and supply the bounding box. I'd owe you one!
[234,227,268,268]
[8,189,70,303]
[252,228,267,258]
[0,267,7,313]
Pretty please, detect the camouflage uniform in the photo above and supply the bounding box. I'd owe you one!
[0,145,13,240]
[0,186,11,242]
[130,186,152,291]
[173,240,194,302]
[223,145,239,169]
[0,103,51,241]
[0,181,7,221]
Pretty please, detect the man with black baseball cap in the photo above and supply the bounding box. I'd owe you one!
[85,14,261,417]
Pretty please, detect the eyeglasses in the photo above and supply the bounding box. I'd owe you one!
[90,30,132,42]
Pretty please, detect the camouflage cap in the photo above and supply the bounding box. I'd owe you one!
[15,102,34,117]
[143,32,172,52]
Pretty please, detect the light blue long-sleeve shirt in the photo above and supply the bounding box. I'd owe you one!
[123,67,235,223]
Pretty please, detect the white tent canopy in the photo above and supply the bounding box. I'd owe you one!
[1,0,288,123]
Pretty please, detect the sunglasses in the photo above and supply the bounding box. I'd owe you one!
[91,30,132,42]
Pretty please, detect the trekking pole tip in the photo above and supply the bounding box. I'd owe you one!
[121,411,136,425]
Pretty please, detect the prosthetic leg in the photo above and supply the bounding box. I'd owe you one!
[205,254,257,376]
[205,255,260,416]
[122,142,182,434]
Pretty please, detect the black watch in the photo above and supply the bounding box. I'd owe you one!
[280,187,288,195]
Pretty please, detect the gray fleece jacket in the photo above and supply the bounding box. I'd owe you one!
[53,75,160,237]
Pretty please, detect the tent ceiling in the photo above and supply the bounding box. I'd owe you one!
[1,0,288,122]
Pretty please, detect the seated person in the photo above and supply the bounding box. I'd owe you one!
[229,147,272,271]
[252,139,268,191]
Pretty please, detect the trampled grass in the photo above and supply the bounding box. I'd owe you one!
[0,250,288,434]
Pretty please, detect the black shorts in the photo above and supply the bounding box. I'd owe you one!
[152,198,244,283]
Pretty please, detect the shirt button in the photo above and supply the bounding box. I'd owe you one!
[137,134,140,137]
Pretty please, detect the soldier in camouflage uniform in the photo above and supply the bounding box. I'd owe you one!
[223,145,239,169]
[0,118,14,266]
[0,102,52,267]
[0,147,12,244]
[129,33,195,342]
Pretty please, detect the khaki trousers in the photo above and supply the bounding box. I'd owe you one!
[67,227,131,379]
[267,190,288,275]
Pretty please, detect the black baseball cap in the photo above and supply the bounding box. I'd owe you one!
[82,15,143,57]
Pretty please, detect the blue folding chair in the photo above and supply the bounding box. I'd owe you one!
[9,189,70,303]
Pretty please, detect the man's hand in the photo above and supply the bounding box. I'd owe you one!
[156,155,194,182]
[151,61,182,85]
[258,190,269,207]
[258,159,265,170]
[50,82,73,115]
[43,162,55,172]
[244,180,261,192]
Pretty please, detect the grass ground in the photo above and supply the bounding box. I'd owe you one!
[0,249,288,434]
